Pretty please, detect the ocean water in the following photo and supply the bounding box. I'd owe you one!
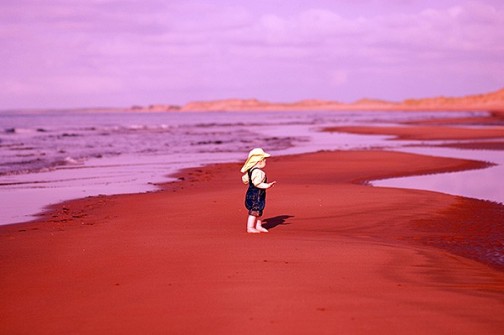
[374,147,504,205]
[0,109,498,226]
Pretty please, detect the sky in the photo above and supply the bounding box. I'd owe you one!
[1,0,503,109]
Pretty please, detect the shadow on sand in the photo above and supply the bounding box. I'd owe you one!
[262,215,294,230]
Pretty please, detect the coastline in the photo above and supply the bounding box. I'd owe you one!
[1,148,504,334]
[4,109,498,226]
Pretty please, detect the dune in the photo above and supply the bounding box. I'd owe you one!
[177,88,504,112]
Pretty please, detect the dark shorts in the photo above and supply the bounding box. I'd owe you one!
[245,187,266,217]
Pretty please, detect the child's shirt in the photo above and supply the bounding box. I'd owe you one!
[242,168,266,186]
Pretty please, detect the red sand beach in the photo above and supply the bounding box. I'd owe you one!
[1,137,504,334]
[1,104,504,334]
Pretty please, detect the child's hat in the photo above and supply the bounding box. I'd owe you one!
[240,148,271,173]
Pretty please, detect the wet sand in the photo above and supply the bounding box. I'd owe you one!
[323,108,503,144]
[1,147,504,334]
[324,125,504,141]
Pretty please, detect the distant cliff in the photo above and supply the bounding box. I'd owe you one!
[181,88,504,111]
[130,87,504,112]
[401,88,504,110]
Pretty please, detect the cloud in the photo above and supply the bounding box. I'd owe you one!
[249,3,503,57]
[329,70,349,86]
[0,1,503,107]
[0,74,123,98]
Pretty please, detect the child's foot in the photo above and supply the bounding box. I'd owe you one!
[247,228,261,233]
[256,226,269,233]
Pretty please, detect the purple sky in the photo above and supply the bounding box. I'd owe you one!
[1,0,503,109]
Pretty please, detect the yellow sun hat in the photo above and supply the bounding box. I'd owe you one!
[240,148,271,173]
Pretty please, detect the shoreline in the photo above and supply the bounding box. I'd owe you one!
[1,148,504,334]
[4,109,497,226]
[1,109,502,226]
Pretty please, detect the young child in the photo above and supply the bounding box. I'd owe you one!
[241,148,276,233]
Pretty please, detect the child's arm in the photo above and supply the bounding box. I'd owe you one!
[256,180,276,189]
[251,170,276,189]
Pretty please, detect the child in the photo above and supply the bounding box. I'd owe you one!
[241,148,277,233]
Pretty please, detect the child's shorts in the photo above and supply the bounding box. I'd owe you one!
[248,209,263,217]
[245,188,266,217]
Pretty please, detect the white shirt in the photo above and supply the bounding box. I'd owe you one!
[242,169,266,186]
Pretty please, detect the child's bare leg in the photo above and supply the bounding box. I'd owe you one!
[247,215,260,233]
[255,218,268,232]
